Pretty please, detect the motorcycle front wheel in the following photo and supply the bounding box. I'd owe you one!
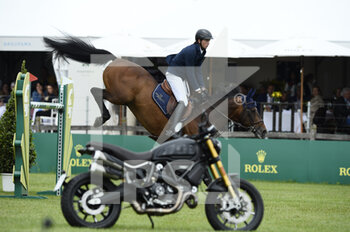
[205,178,264,231]
[61,172,122,228]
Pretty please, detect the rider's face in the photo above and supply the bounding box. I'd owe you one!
[199,39,210,50]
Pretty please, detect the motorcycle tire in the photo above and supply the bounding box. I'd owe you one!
[61,172,122,228]
[205,178,264,231]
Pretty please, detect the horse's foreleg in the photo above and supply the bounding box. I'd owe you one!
[90,87,111,127]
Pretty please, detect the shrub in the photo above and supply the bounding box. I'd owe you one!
[0,61,37,173]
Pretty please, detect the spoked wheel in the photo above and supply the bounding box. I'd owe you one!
[61,172,122,228]
[205,178,264,231]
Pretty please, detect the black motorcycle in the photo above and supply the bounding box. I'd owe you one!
[55,120,264,230]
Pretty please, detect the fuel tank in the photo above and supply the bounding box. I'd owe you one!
[152,138,202,161]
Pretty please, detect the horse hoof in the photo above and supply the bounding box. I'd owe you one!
[93,117,104,127]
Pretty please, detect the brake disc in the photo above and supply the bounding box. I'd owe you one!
[220,190,253,224]
[80,189,106,215]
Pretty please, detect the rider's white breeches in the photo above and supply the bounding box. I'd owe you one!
[166,72,189,107]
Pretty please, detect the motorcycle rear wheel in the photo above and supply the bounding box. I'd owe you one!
[61,172,122,228]
[205,178,264,231]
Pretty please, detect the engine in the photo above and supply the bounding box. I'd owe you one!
[139,162,178,209]
[137,162,198,211]
[143,181,177,208]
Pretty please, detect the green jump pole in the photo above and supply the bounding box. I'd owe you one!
[37,78,74,196]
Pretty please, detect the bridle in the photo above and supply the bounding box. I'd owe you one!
[194,89,264,136]
[236,106,264,134]
[210,102,263,135]
[221,96,263,134]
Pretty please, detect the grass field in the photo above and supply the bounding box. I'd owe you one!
[1,173,350,232]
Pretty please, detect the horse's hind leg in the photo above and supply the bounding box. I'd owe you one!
[90,87,111,127]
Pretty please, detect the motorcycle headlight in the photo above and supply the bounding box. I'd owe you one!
[212,138,222,155]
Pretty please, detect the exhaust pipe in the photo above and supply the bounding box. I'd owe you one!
[131,187,196,214]
[93,150,123,170]
[90,162,123,180]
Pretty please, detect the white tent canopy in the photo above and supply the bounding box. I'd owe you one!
[164,28,255,58]
[1,0,350,49]
[91,33,165,57]
[206,28,255,58]
[248,37,350,57]
[1,0,350,57]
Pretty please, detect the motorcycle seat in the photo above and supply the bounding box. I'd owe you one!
[86,142,153,162]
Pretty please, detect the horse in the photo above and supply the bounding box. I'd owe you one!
[43,36,267,139]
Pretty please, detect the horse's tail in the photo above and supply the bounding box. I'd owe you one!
[43,36,116,64]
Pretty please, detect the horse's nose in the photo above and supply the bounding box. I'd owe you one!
[255,127,267,139]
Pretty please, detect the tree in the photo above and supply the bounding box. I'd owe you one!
[0,60,37,173]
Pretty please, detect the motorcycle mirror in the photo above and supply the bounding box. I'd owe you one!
[198,112,209,133]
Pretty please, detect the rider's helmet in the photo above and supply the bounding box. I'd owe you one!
[195,29,213,41]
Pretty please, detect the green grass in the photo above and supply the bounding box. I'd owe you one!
[1,173,350,232]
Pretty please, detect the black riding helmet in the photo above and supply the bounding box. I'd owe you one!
[195,29,213,41]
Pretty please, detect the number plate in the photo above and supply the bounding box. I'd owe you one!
[54,173,67,192]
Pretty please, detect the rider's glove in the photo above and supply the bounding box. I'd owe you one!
[200,91,208,102]
[194,88,207,103]
[201,87,208,95]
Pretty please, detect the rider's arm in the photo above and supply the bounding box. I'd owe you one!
[184,51,201,92]
[195,66,205,90]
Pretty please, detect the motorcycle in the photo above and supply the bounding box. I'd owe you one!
[55,117,264,230]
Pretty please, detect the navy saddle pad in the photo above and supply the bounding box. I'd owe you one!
[152,84,172,118]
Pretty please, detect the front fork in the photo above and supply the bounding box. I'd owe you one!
[206,138,239,199]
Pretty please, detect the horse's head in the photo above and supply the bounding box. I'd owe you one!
[229,89,267,139]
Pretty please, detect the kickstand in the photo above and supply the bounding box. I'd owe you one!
[147,214,154,229]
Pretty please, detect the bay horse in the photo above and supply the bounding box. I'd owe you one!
[43,36,267,139]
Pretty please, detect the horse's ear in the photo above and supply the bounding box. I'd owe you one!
[250,88,256,98]
[247,88,252,98]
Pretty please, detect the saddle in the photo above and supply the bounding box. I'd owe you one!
[152,80,191,119]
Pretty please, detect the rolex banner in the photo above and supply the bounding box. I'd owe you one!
[219,138,350,184]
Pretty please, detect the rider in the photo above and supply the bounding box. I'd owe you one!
[165,29,213,134]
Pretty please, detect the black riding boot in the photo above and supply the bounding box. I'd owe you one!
[166,101,186,136]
